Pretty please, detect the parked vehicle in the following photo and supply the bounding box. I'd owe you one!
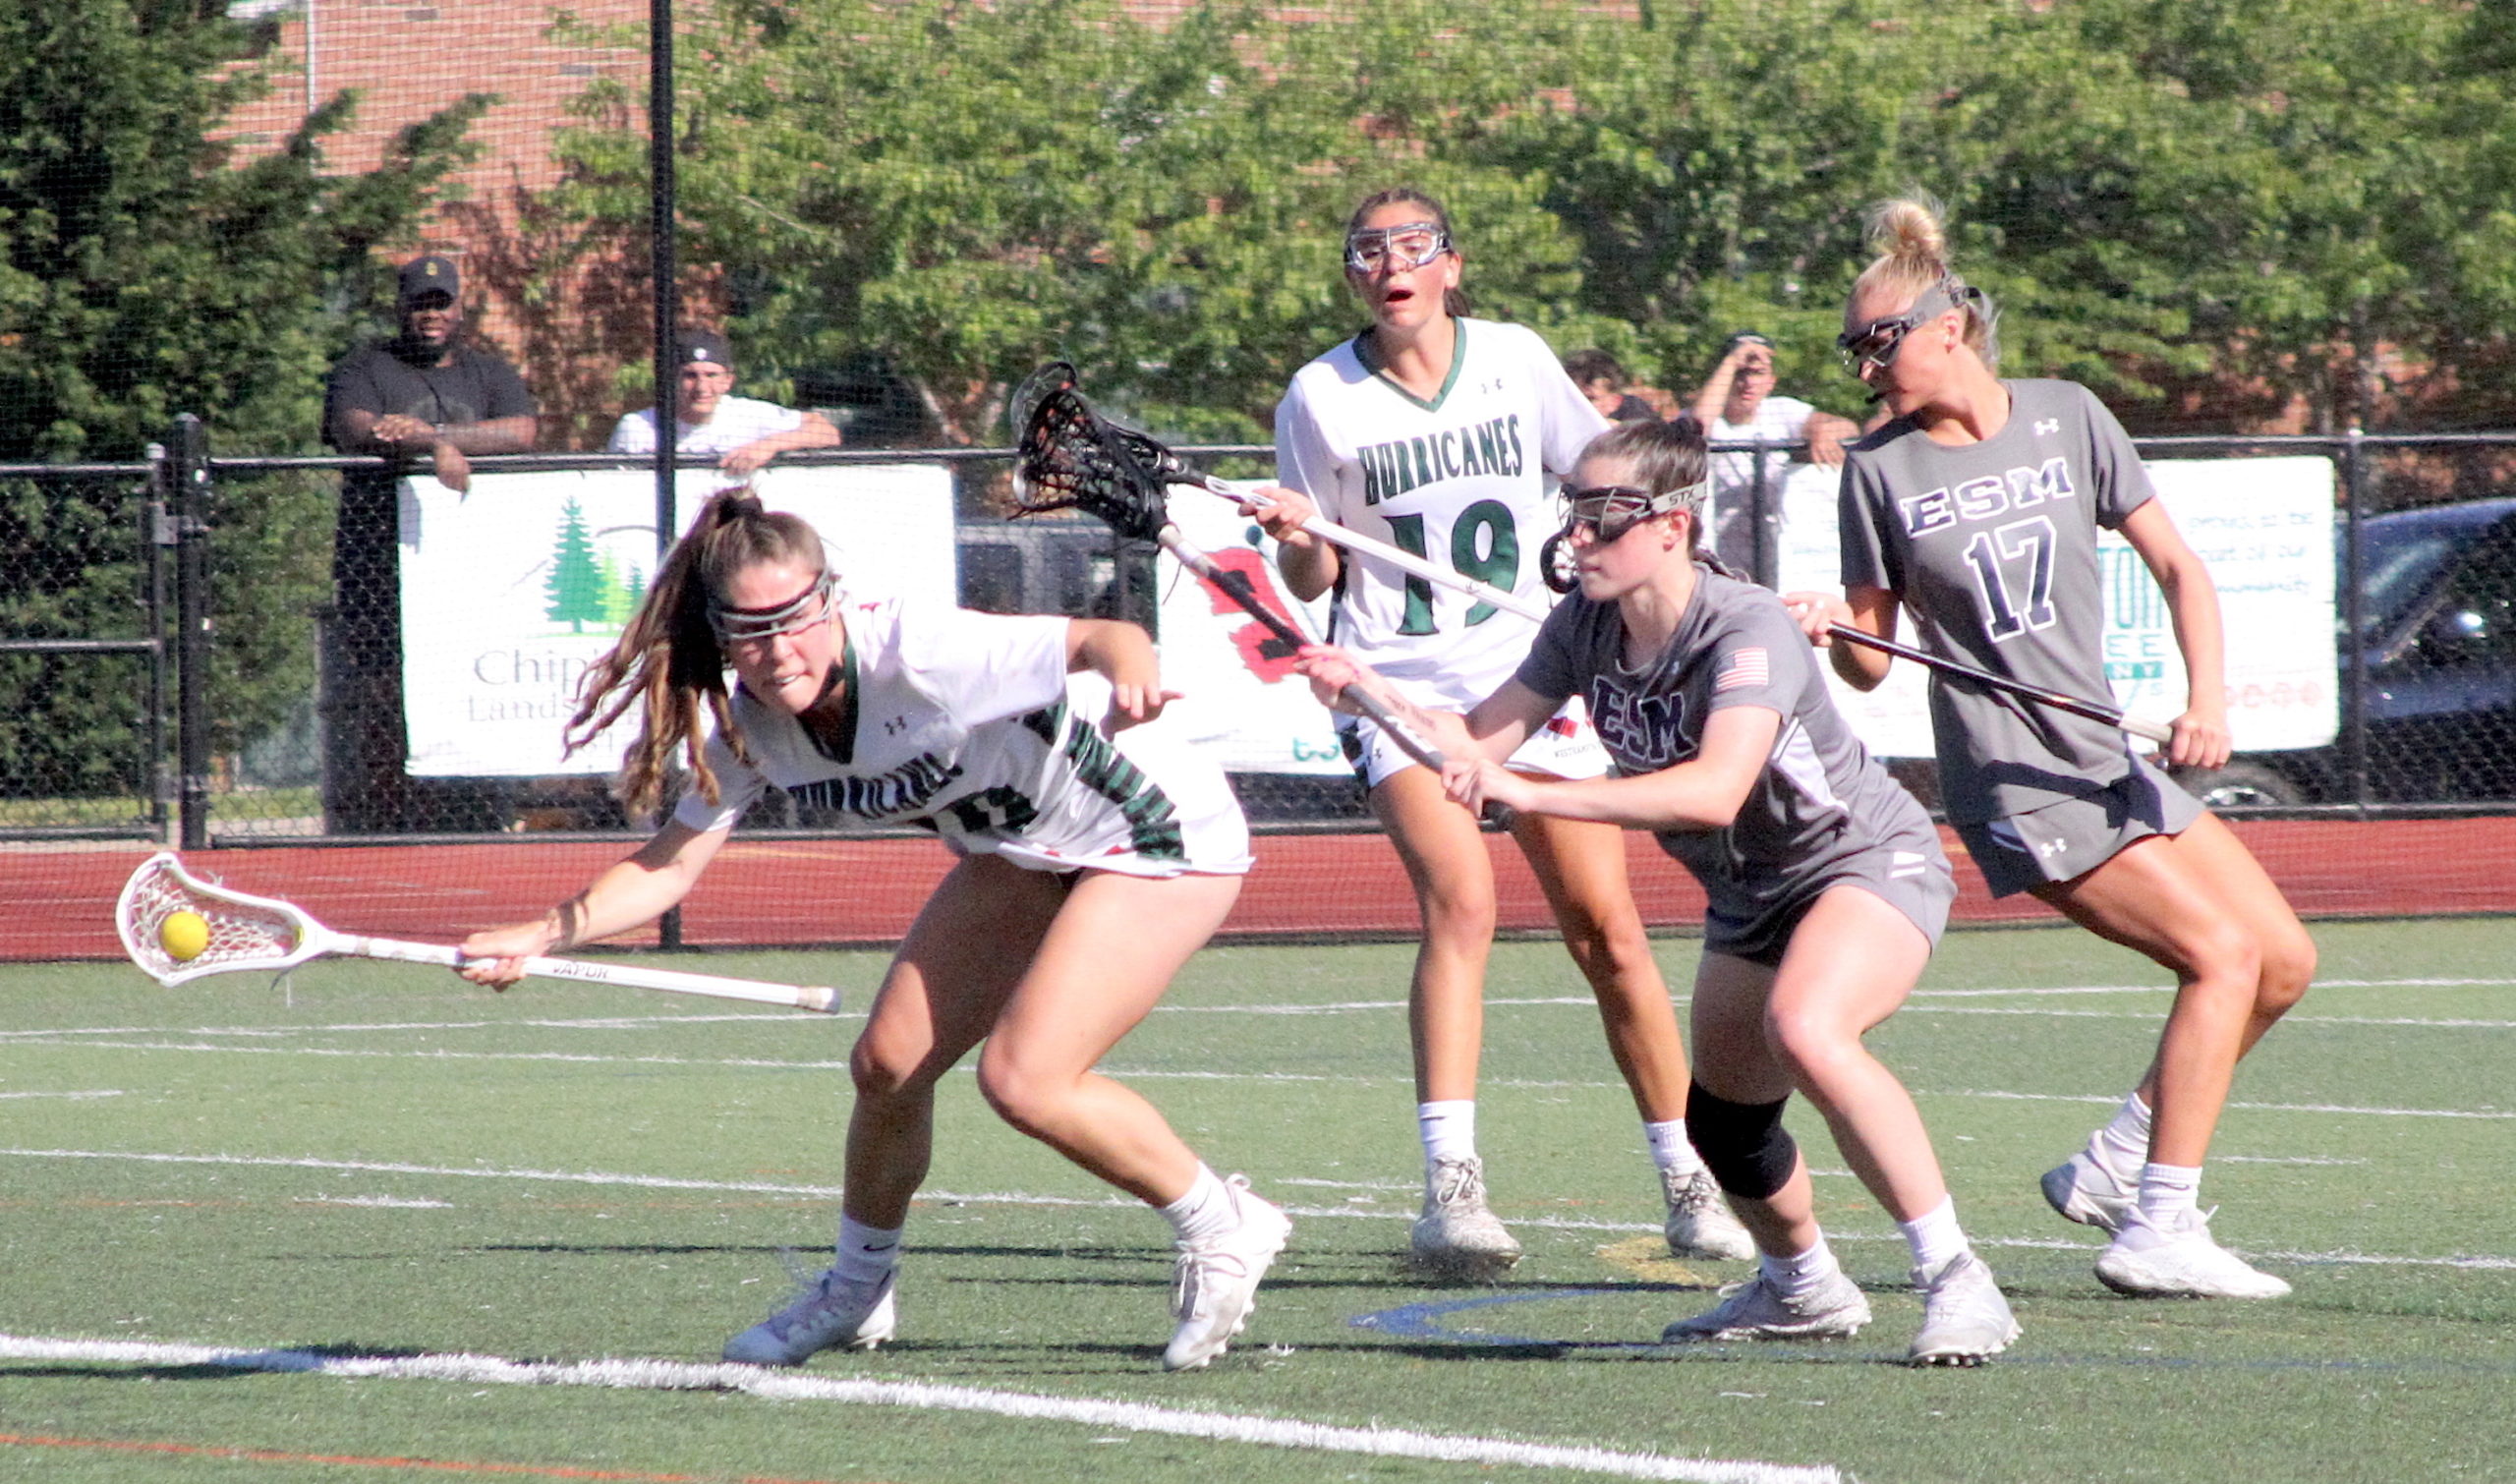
[2179,496,2516,807]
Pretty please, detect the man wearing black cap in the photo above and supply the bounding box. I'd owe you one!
[608,328,839,477]
[317,255,539,831]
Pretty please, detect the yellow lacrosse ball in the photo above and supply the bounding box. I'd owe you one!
[159,910,211,963]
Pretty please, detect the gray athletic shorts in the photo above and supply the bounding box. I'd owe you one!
[1956,752,2205,898]
[1704,838,1958,970]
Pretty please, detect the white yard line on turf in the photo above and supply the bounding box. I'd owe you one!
[0,1090,122,1100]
[4,1148,2508,1271]
[0,1333,1840,1484]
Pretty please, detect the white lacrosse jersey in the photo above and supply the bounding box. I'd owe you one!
[1274,317,1609,710]
[673,595,1251,877]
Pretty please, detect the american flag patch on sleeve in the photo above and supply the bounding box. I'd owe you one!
[1714,647,1769,692]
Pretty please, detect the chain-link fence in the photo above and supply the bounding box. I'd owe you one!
[6,428,2514,849]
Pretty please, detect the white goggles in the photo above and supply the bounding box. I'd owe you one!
[1345,222,1451,273]
[709,569,838,645]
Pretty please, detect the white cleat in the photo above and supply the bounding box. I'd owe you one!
[1908,1251,2021,1366]
[2040,1150,2136,1233]
[1409,1156,1521,1280]
[1164,1174,1292,1371]
[1661,1167,1756,1263]
[1663,1271,1871,1343]
[2094,1208,2292,1299]
[722,1266,897,1365]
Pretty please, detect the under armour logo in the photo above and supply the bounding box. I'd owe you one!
[2033,419,2060,436]
[883,715,910,736]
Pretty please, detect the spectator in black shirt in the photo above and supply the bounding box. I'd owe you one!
[318,256,539,831]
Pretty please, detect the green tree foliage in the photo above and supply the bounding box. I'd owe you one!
[544,0,2511,441]
[0,0,483,799]
[553,0,1624,443]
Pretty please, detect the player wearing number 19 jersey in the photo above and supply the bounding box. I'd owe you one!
[1276,315,1606,718]
[1251,188,1752,1281]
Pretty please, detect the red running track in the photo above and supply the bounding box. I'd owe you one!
[11,816,2516,965]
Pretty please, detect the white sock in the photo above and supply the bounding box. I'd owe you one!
[1418,1100,1477,1168]
[1761,1232,1842,1300]
[1897,1196,1970,1275]
[2091,1091,2153,1178]
[2135,1162,2203,1229]
[832,1215,902,1283]
[1159,1165,1237,1245]
[1643,1117,1705,1177]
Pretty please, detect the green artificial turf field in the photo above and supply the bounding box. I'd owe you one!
[3,917,2510,1482]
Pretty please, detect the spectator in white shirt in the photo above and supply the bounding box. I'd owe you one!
[1689,331,1858,576]
[609,329,842,477]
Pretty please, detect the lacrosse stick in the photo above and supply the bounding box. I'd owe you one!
[1008,364,1450,771]
[115,852,839,1012]
[1039,367,1546,624]
[1826,625,2174,745]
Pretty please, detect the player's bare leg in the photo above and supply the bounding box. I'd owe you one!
[1371,764,1519,1275]
[2033,825,2309,1297]
[1514,807,1749,1260]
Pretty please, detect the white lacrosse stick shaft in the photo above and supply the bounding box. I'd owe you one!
[1177,478,1548,624]
[114,852,838,1012]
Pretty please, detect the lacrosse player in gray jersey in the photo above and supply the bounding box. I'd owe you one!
[1793,197,2315,1302]
[1299,417,2019,1367]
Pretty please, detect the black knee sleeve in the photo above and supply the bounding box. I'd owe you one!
[1685,1081,1798,1200]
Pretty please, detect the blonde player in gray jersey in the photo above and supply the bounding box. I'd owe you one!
[1252,186,1751,1279]
[1298,417,2017,1366]
[458,490,1288,1373]
[1792,198,2316,1301]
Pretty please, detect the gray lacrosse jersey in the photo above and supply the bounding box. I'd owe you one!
[1515,568,1943,925]
[1838,379,2152,824]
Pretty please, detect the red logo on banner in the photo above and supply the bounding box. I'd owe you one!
[1196,548,1303,683]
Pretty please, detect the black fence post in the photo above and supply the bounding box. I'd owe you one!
[172,415,213,850]
[2339,428,2369,808]
[1748,438,1778,589]
[143,441,175,835]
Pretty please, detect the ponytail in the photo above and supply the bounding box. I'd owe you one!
[565,488,829,819]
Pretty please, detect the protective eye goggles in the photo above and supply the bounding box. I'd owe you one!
[1344,222,1451,274]
[1564,481,1710,543]
[1837,280,1982,378]
[709,569,838,646]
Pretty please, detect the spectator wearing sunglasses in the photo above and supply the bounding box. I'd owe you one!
[1689,332,1858,582]
[1244,185,1753,1282]
[1293,415,2018,1367]
[1790,196,2315,1303]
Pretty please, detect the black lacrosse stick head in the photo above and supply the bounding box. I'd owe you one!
[1008,362,1171,543]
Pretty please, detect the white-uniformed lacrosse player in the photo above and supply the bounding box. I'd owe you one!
[459,490,1287,1372]
[1791,197,2316,1300]
[1244,186,1751,1279]
[1299,416,2017,1366]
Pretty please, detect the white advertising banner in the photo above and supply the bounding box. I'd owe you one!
[399,465,956,777]
[1153,491,1348,774]
[1770,455,2337,758]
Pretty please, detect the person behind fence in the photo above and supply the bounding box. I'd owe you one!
[319,254,539,831]
[1564,349,1660,424]
[1792,195,2315,1301]
[1293,416,2017,1366]
[456,489,1288,1373]
[1689,331,1858,575]
[607,329,842,477]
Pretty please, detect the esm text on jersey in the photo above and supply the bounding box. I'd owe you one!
[1896,455,2076,538]
[1359,415,1526,505]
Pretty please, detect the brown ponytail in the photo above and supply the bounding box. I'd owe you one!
[563,487,830,819]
